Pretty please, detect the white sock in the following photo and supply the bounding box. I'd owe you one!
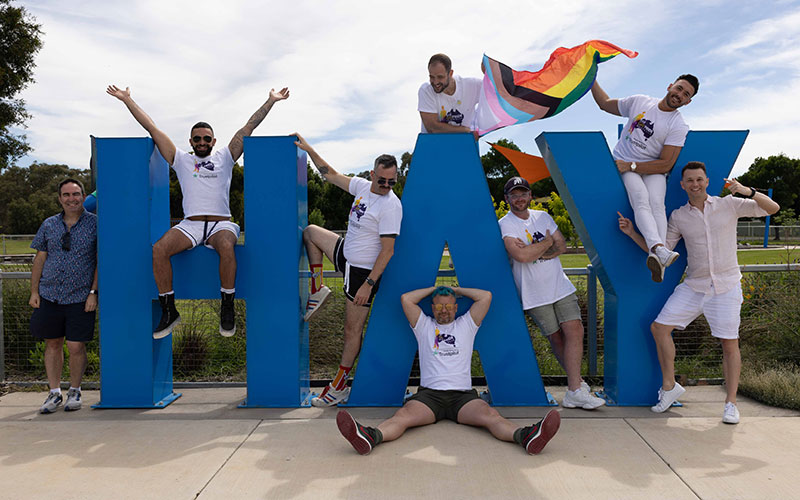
[159,290,174,297]
[69,386,81,393]
[50,388,61,395]
[221,287,235,295]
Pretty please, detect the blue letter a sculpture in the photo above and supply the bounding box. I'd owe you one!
[348,133,550,406]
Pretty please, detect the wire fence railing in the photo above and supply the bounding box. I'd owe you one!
[2,265,799,384]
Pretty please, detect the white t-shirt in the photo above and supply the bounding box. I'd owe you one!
[171,146,234,218]
[343,177,403,269]
[612,95,689,163]
[417,75,482,133]
[498,210,576,310]
[413,312,479,391]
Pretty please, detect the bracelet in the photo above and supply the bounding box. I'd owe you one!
[746,187,756,198]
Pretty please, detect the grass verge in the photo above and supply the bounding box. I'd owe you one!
[739,362,800,411]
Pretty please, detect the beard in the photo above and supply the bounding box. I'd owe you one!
[432,77,451,94]
[192,144,212,158]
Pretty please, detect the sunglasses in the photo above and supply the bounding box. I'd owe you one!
[377,177,397,187]
[61,231,71,251]
[433,303,456,312]
[192,135,213,143]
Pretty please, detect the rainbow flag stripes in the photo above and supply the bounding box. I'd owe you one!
[475,40,638,135]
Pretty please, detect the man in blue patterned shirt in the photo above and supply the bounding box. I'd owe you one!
[29,178,98,414]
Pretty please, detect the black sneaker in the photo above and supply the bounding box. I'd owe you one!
[521,409,561,455]
[336,410,380,455]
[220,292,236,337]
[154,294,181,339]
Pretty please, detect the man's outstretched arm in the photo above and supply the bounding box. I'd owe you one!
[294,133,352,192]
[106,85,176,165]
[591,81,621,116]
[228,87,289,161]
[617,211,649,253]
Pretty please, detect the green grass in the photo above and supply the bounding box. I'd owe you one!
[740,362,800,411]
[1,237,34,254]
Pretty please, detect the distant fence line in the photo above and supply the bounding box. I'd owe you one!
[3,264,798,384]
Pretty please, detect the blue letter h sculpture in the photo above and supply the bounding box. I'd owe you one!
[93,136,309,408]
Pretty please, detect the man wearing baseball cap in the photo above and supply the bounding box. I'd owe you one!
[498,177,605,410]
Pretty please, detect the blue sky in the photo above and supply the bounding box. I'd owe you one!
[15,0,800,178]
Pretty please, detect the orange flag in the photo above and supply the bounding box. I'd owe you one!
[489,142,550,184]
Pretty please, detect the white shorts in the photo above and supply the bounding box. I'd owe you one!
[173,219,240,249]
[654,282,743,339]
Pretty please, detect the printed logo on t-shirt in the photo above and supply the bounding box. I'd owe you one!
[438,105,464,126]
[193,159,218,179]
[350,196,367,221]
[433,326,459,357]
[629,111,655,141]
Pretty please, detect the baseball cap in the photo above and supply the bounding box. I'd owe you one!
[503,176,530,195]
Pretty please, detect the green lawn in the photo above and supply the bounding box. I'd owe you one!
[1,238,35,254]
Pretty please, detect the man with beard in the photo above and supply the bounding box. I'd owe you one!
[592,75,699,283]
[498,177,605,410]
[294,134,402,407]
[335,285,561,455]
[107,84,289,338]
[418,53,482,137]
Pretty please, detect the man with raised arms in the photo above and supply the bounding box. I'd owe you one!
[619,162,779,423]
[499,177,605,410]
[592,74,699,282]
[335,285,561,455]
[107,84,289,338]
[295,134,402,407]
[418,53,482,137]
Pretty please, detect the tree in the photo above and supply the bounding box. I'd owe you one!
[737,154,800,216]
[0,0,43,170]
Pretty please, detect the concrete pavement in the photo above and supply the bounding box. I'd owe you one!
[1,386,797,499]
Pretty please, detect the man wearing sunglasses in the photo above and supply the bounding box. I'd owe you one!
[30,178,98,414]
[336,285,561,455]
[106,84,289,338]
[294,133,402,407]
[499,177,606,410]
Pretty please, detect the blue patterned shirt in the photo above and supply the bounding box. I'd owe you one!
[31,210,97,304]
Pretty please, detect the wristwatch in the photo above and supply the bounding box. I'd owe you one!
[89,289,98,295]
[746,187,756,198]
[365,278,376,287]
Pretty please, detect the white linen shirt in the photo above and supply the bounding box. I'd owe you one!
[665,195,768,295]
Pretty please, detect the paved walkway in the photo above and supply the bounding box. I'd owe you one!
[1,386,797,499]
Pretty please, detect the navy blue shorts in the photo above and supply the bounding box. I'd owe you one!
[30,298,96,342]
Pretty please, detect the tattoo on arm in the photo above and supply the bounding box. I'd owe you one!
[317,164,329,175]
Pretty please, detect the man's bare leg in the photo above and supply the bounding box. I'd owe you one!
[66,341,87,389]
[303,224,339,267]
[207,230,238,289]
[341,300,370,367]
[561,319,584,391]
[152,229,193,293]
[378,400,437,441]
[721,338,741,404]
[44,338,64,390]
[456,399,517,441]
[651,322,677,389]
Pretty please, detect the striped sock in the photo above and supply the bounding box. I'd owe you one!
[332,365,352,391]
[310,264,324,293]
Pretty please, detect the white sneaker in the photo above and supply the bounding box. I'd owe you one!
[655,246,679,268]
[722,402,740,424]
[311,384,350,407]
[651,382,685,413]
[64,388,82,412]
[563,387,606,410]
[304,286,331,321]
[580,381,591,393]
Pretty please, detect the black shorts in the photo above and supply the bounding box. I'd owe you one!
[30,298,96,342]
[407,386,481,422]
[333,237,381,306]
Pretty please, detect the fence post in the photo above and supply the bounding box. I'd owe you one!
[587,265,597,376]
[763,188,773,248]
[0,275,5,382]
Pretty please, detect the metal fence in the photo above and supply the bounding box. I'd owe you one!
[737,224,800,241]
[2,265,799,383]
